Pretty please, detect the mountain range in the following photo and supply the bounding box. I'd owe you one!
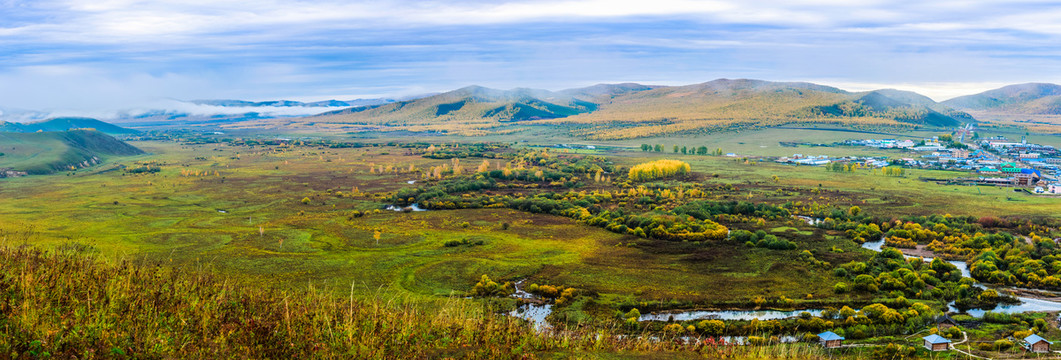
[7,80,1061,139]
[280,79,977,139]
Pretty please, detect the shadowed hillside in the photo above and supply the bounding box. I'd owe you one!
[0,117,139,135]
[0,130,144,175]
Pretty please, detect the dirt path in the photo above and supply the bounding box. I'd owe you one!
[952,331,994,360]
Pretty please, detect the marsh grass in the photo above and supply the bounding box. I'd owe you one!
[0,245,833,359]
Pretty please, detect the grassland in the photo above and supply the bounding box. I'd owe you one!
[0,130,143,174]
[4,126,1061,358]
[0,140,874,308]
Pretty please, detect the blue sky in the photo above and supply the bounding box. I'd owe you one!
[3,0,1061,116]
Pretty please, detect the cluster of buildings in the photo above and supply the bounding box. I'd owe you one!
[978,136,1061,192]
[774,154,832,166]
[0,167,27,178]
[842,137,949,152]
[838,135,1061,192]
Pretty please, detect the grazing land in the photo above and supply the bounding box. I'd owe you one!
[3,124,1061,359]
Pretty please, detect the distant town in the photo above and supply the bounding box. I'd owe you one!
[773,128,1061,195]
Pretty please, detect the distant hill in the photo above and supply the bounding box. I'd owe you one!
[0,117,139,135]
[313,85,599,126]
[538,79,971,138]
[242,79,976,139]
[31,79,958,139]
[0,130,144,175]
[943,83,1061,115]
[806,89,972,128]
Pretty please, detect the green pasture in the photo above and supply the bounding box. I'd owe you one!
[0,140,862,307]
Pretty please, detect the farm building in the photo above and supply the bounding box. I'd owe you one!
[922,334,950,351]
[1024,334,1053,353]
[936,315,958,330]
[817,331,844,348]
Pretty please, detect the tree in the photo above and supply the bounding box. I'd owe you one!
[373,230,381,245]
[673,145,679,153]
[697,319,725,335]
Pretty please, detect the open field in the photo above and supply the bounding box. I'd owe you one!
[0,140,869,307]
[4,128,1061,359]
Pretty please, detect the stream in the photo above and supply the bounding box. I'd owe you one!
[860,238,1061,315]
[508,235,1061,331]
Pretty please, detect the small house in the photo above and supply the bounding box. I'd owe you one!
[817,331,844,348]
[1024,334,1053,353]
[936,315,958,330]
[923,334,951,351]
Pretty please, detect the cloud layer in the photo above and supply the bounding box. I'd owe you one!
[3,0,1061,116]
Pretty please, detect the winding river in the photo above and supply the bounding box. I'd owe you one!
[860,238,1061,316]
[510,233,1061,330]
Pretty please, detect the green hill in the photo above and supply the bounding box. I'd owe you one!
[314,85,598,126]
[0,130,144,175]
[240,79,973,139]
[0,117,139,135]
[943,83,1061,115]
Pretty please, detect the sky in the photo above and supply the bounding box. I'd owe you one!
[3,0,1061,117]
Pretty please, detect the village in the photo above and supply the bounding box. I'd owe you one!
[773,131,1061,194]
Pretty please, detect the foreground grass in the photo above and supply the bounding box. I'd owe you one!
[0,246,836,359]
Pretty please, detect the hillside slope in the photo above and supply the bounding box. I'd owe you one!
[0,130,144,175]
[230,79,972,138]
[549,79,970,138]
[943,83,1061,115]
[308,85,598,132]
[0,117,139,135]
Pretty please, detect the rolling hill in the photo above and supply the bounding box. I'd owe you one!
[943,83,1061,115]
[0,117,139,135]
[315,85,598,123]
[0,130,144,175]
[221,79,974,139]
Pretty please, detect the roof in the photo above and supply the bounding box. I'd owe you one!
[818,331,844,341]
[923,334,951,344]
[1025,334,1053,345]
[936,315,957,324]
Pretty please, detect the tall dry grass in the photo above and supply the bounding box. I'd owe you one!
[0,245,833,359]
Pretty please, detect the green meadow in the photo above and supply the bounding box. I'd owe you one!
[4,127,1061,359]
[0,140,858,307]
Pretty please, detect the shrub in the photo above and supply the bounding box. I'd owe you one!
[834,282,848,294]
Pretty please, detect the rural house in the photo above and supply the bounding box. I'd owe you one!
[1024,334,1053,353]
[922,334,951,351]
[817,331,844,348]
[936,315,958,330]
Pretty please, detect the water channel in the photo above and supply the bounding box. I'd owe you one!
[510,226,1061,330]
